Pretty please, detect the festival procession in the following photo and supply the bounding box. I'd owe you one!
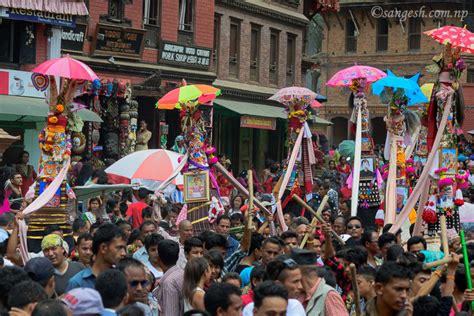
[1,0,474,315]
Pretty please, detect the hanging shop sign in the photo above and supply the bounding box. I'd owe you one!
[61,23,87,53]
[160,42,211,69]
[0,69,48,98]
[0,7,75,27]
[240,116,276,130]
[92,24,145,59]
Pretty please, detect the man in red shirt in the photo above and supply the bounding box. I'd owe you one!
[125,188,149,229]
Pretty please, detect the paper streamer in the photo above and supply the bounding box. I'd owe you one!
[385,135,399,224]
[18,158,71,263]
[351,107,362,216]
[389,90,453,234]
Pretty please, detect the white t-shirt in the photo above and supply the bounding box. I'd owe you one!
[243,299,306,316]
[145,261,163,280]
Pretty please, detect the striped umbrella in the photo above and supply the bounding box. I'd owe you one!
[105,149,184,190]
[156,84,221,109]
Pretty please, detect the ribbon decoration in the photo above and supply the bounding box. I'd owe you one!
[351,107,362,216]
[385,135,401,224]
[389,89,453,234]
[18,158,71,264]
[412,177,431,236]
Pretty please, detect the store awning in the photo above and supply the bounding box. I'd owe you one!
[0,95,48,123]
[0,95,103,125]
[0,0,88,15]
[214,99,287,119]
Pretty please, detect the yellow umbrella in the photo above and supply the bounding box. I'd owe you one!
[421,83,434,100]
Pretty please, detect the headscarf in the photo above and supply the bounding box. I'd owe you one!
[41,233,69,254]
[171,135,186,154]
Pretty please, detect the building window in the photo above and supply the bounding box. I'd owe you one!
[408,18,421,51]
[109,0,125,21]
[229,19,240,78]
[286,33,296,86]
[346,20,357,53]
[269,30,279,85]
[376,19,388,51]
[178,0,193,31]
[250,25,261,82]
[468,69,474,83]
[144,0,159,25]
[213,15,220,73]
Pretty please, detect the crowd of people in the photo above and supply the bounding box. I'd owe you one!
[0,138,473,316]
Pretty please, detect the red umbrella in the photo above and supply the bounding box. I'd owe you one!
[424,26,474,54]
[32,55,99,81]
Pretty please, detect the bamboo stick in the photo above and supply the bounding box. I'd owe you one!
[350,263,361,316]
[292,195,345,245]
[422,254,463,270]
[415,265,446,297]
[300,195,328,248]
[439,215,449,257]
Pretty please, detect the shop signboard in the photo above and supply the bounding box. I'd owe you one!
[92,24,145,59]
[62,23,87,53]
[160,42,211,69]
[0,7,75,27]
[0,69,47,98]
[240,116,276,130]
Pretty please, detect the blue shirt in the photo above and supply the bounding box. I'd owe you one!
[226,236,240,258]
[66,267,96,291]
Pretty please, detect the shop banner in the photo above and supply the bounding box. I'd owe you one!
[0,69,47,98]
[0,7,75,27]
[240,115,276,130]
[160,41,211,69]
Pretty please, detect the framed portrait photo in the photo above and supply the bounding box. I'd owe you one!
[184,171,210,203]
[360,156,375,180]
[439,147,457,175]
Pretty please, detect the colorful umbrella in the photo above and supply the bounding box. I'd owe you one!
[424,26,474,54]
[372,70,428,105]
[326,65,387,87]
[338,140,355,161]
[269,86,319,106]
[105,149,184,190]
[157,84,221,110]
[32,55,98,81]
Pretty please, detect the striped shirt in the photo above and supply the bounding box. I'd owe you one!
[156,265,184,316]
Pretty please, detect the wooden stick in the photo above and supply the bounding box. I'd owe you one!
[248,170,254,217]
[350,263,361,316]
[439,214,449,257]
[292,195,345,245]
[422,254,463,270]
[300,195,328,248]
[415,265,446,297]
[214,162,271,214]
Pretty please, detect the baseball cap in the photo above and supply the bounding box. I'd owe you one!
[62,288,104,315]
[290,248,318,265]
[24,257,55,284]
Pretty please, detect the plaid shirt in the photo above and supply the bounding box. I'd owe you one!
[155,265,184,316]
[324,256,352,304]
[223,249,247,274]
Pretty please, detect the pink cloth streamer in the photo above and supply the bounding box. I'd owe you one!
[18,158,71,264]
[413,177,430,236]
[389,89,454,234]
[176,204,188,226]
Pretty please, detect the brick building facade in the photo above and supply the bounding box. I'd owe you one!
[212,0,308,173]
[315,0,474,146]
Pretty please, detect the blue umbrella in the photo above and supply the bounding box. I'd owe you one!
[372,70,428,105]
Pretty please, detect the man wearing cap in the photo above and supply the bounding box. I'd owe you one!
[24,257,56,298]
[41,233,85,295]
[67,224,127,291]
[62,288,105,315]
[291,248,348,316]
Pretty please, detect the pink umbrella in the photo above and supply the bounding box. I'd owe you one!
[105,149,184,190]
[32,55,99,81]
[269,86,320,107]
[326,65,386,87]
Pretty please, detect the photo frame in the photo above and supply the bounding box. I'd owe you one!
[184,171,210,203]
[439,147,458,175]
[361,137,372,152]
[360,156,375,180]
